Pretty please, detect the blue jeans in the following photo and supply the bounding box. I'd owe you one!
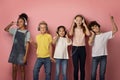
[91,56,107,80]
[55,59,68,80]
[33,58,51,80]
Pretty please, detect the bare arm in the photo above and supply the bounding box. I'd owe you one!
[66,34,71,43]
[110,16,118,35]
[69,20,74,36]
[31,40,37,49]
[52,35,59,45]
[23,42,30,63]
[88,31,95,46]
[4,21,14,32]
[82,19,90,36]
[49,43,56,62]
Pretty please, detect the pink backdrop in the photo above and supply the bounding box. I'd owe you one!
[0,0,120,80]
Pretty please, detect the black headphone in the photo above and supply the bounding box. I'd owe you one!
[56,26,67,37]
[38,22,48,31]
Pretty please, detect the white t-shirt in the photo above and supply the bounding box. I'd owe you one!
[54,37,72,59]
[92,31,112,57]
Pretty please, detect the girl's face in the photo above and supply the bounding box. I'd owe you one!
[39,24,47,34]
[17,18,25,28]
[58,28,65,37]
[91,25,100,33]
[75,16,83,26]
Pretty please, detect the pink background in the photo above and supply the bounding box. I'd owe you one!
[0,0,120,80]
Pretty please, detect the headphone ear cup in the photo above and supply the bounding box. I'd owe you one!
[46,26,48,31]
[38,27,40,31]
[25,22,27,26]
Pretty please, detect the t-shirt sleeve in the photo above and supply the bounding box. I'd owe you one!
[49,35,52,43]
[8,28,16,35]
[104,31,113,40]
[26,31,31,42]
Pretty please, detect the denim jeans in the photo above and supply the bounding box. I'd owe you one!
[33,57,51,80]
[55,59,68,80]
[72,46,86,80]
[91,56,107,80]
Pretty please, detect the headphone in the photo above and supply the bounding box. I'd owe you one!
[23,17,28,26]
[38,22,48,31]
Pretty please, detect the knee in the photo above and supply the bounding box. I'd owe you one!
[20,66,25,72]
[12,65,17,72]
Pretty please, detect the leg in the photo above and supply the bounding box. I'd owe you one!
[72,46,79,80]
[79,47,86,80]
[55,59,61,80]
[44,58,51,80]
[91,57,99,80]
[33,58,43,80]
[99,56,107,80]
[20,65,25,80]
[61,59,67,80]
[12,64,18,80]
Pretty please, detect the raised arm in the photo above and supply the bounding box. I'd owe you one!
[69,20,75,36]
[111,16,118,35]
[4,21,15,32]
[82,19,90,36]
[52,34,59,45]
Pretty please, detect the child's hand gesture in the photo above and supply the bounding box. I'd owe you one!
[23,56,27,64]
[10,21,16,26]
[50,57,56,63]
[90,30,95,36]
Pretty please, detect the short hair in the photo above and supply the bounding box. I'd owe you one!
[88,21,100,30]
[38,21,48,31]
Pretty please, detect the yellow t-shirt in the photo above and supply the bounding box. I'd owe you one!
[36,33,52,58]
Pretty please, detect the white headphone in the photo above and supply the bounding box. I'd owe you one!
[23,17,27,26]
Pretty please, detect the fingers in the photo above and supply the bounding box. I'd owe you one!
[50,58,56,63]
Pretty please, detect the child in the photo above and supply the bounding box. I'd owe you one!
[88,16,118,80]
[69,15,90,80]
[4,13,30,80]
[53,26,72,80]
[33,21,54,80]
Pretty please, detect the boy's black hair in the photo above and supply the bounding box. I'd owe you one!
[88,21,100,30]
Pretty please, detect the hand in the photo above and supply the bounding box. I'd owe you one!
[74,19,77,23]
[82,19,86,26]
[56,32,59,37]
[65,34,68,38]
[50,57,56,63]
[10,21,16,26]
[90,30,95,36]
[23,56,27,63]
[110,16,114,20]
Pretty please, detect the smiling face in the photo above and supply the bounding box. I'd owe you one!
[75,16,83,26]
[17,18,25,28]
[58,27,66,37]
[91,25,100,34]
[39,24,47,34]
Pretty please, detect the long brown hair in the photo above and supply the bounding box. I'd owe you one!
[73,15,86,33]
